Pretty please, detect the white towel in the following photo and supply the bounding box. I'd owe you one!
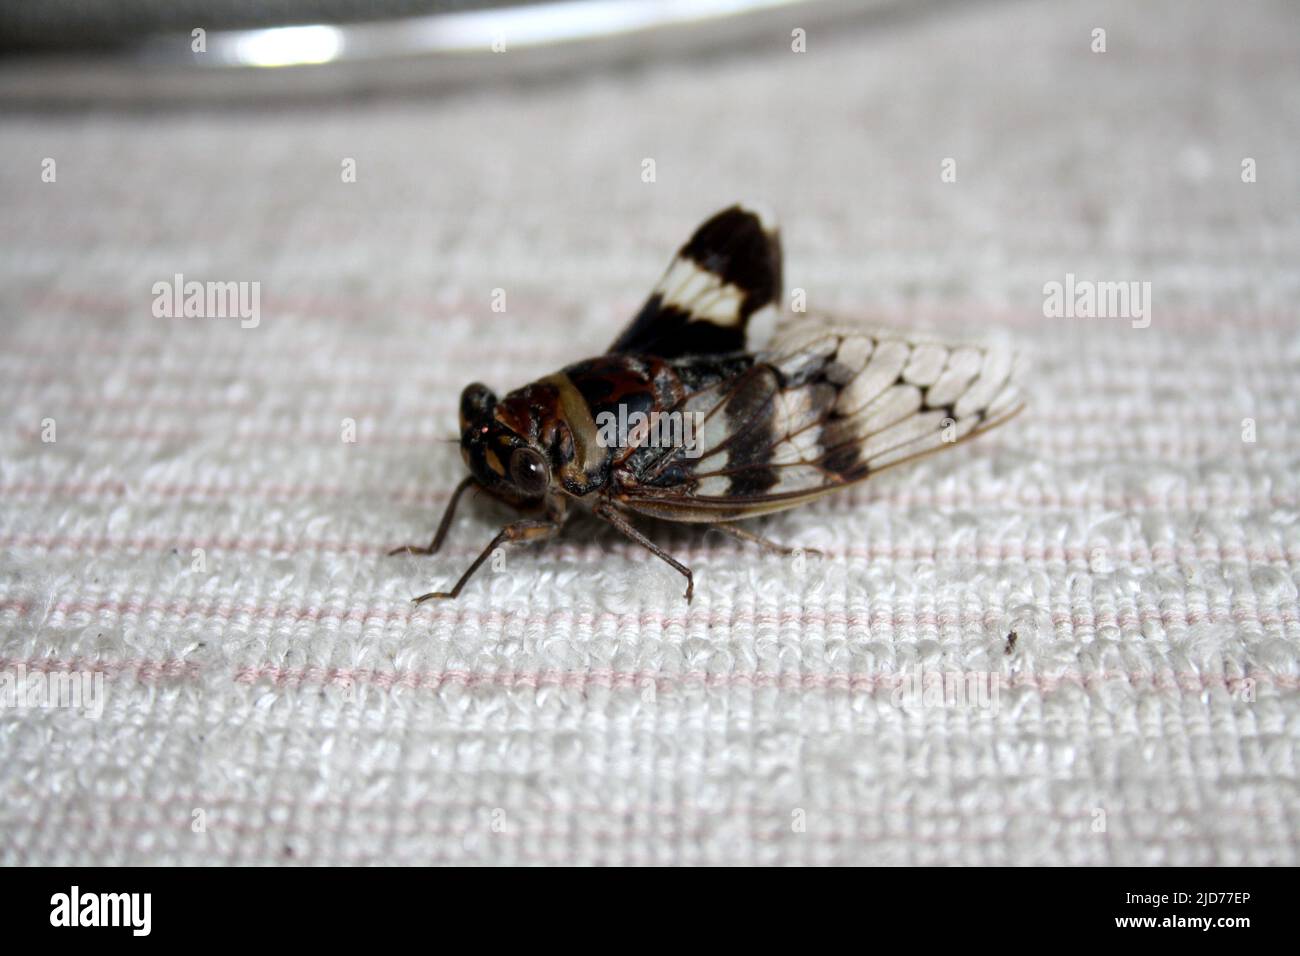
[1,0,1296,864]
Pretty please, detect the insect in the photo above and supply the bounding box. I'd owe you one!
[1005,630,1019,655]
[391,204,1023,602]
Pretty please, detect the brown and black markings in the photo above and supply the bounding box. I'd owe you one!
[390,205,1024,602]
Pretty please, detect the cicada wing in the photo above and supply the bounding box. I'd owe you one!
[616,318,1024,520]
[608,204,782,360]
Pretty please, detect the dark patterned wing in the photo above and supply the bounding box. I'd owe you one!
[614,319,1025,522]
[608,204,783,360]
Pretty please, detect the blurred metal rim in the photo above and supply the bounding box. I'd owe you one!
[154,0,828,67]
[0,0,880,107]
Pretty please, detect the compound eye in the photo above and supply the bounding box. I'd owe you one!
[509,447,549,497]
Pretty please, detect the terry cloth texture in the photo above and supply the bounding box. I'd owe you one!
[1,0,1298,866]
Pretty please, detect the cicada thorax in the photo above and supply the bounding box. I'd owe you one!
[486,354,679,498]
[487,351,767,503]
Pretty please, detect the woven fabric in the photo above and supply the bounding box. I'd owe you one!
[2,0,1297,865]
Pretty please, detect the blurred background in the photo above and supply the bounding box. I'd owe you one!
[1,0,1297,866]
[1,0,875,102]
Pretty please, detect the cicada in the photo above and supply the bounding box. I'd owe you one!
[392,205,1023,602]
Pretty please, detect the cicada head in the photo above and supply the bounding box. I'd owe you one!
[457,382,551,505]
